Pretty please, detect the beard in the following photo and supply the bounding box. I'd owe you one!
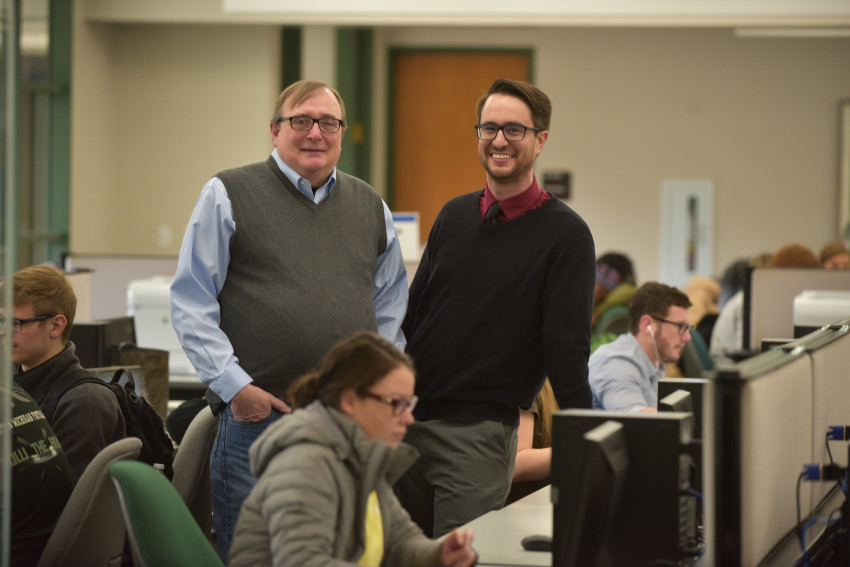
[478,143,537,186]
[659,340,684,364]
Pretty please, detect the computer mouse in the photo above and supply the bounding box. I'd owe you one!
[521,534,552,552]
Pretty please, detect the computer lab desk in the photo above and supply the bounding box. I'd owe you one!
[167,372,206,413]
[461,486,552,566]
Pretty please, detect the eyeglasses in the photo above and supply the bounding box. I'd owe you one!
[363,392,418,416]
[651,316,693,337]
[474,123,542,141]
[0,314,55,334]
[278,116,345,133]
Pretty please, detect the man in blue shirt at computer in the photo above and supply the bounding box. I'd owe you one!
[589,282,692,412]
[170,79,408,562]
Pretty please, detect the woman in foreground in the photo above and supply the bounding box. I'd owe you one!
[228,331,477,567]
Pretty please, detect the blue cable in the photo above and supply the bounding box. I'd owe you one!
[799,516,842,567]
[687,488,703,500]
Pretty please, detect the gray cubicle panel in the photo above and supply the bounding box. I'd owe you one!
[789,324,850,519]
[712,332,835,566]
[64,253,179,321]
[743,267,850,351]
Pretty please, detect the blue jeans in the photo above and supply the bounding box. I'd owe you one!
[210,405,283,562]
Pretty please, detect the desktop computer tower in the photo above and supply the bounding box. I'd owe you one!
[551,410,697,567]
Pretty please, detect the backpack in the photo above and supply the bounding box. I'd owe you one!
[43,367,175,479]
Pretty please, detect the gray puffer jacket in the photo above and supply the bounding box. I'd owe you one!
[228,401,445,567]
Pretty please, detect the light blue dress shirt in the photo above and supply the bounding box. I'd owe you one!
[588,333,664,412]
[170,150,408,402]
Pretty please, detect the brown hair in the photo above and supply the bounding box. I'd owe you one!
[818,240,848,266]
[628,282,692,335]
[533,379,559,448]
[770,244,819,268]
[271,79,347,129]
[476,79,552,131]
[10,265,77,341]
[287,331,413,410]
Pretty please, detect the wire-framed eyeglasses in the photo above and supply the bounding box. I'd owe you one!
[278,115,345,133]
[651,316,693,337]
[474,123,541,141]
[0,314,55,334]
[363,392,418,416]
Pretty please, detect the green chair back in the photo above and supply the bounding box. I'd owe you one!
[594,305,630,338]
[109,460,224,567]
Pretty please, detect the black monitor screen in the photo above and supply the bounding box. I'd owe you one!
[68,316,136,368]
[556,420,628,567]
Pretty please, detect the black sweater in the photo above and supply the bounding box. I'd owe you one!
[404,190,595,425]
[15,342,125,481]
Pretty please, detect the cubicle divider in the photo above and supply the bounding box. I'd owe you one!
[63,253,179,321]
[800,324,850,514]
[743,267,850,351]
[711,318,850,566]
[741,353,813,565]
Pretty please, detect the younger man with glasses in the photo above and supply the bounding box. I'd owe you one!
[3,265,125,481]
[589,281,692,412]
[396,79,596,537]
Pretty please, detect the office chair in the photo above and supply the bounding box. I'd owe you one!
[678,331,715,378]
[171,405,219,539]
[110,460,224,567]
[37,437,143,567]
[594,305,630,337]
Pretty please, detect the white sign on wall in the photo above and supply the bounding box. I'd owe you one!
[659,179,714,289]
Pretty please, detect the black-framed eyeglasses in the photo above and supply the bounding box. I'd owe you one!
[474,123,542,141]
[651,316,693,337]
[278,116,345,133]
[0,314,55,334]
[363,392,418,416]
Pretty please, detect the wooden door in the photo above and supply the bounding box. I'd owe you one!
[389,51,531,243]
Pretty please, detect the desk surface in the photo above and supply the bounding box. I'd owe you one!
[169,372,204,388]
[463,486,552,567]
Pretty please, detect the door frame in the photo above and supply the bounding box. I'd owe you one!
[385,47,534,210]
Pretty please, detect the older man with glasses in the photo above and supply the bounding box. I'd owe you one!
[3,265,126,482]
[589,281,693,413]
[170,79,408,562]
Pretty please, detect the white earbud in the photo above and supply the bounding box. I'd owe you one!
[647,323,660,371]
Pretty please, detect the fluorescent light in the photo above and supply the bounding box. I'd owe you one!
[735,27,850,37]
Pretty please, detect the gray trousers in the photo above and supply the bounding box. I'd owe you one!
[393,419,518,537]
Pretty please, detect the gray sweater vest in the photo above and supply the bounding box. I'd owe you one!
[216,157,386,395]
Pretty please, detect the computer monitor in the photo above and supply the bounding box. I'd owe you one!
[552,410,696,567]
[657,389,702,513]
[658,389,693,413]
[556,420,628,567]
[69,316,136,368]
[658,378,707,441]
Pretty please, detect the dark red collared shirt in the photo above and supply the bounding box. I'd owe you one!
[480,176,551,222]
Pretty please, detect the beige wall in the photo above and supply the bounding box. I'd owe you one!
[70,19,280,254]
[70,14,850,281]
[375,26,850,279]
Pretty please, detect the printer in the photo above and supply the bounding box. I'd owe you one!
[126,275,198,379]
